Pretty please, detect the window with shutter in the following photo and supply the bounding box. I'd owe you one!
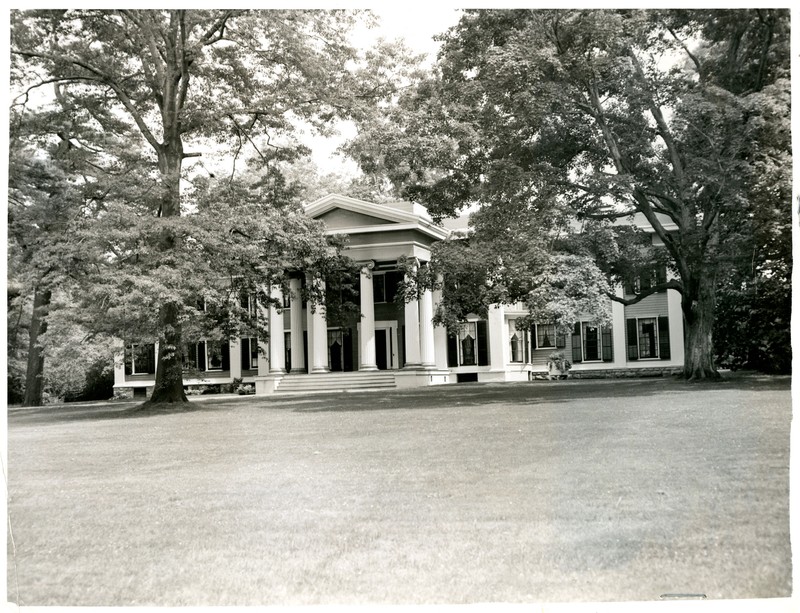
[582,324,601,361]
[571,323,582,363]
[447,334,458,367]
[127,343,156,375]
[197,341,207,371]
[536,323,556,349]
[658,316,671,360]
[626,319,639,360]
[602,327,613,362]
[476,320,489,366]
[626,316,668,360]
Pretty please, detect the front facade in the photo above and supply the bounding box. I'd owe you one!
[113,194,684,397]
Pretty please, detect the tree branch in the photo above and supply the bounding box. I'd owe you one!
[607,279,683,305]
[12,48,163,152]
[665,23,703,77]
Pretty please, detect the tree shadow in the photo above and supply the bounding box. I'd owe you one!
[6,398,229,426]
[291,372,791,413]
[7,372,790,424]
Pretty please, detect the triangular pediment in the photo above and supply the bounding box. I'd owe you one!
[304,193,450,240]
[306,193,418,226]
[316,207,394,230]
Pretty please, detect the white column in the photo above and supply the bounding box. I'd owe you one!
[113,339,126,388]
[612,284,627,367]
[268,285,285,374]
[667,270,685,366]
[487,305,505,370]
[432,281,449,370]
[403,271,421,368]
[229,338,242,379]
[359,263,378,371]
[419,286,436,368]
[289,277,305,373]
[309,276,329,373]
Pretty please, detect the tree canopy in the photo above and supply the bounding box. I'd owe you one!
[347,8,791,378]
[10,9,408,403]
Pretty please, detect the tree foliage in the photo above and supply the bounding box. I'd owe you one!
[10,9,406,403]
[347,8,791,378]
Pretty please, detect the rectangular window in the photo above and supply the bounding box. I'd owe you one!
[192,340,230,372]
[637,317,658,359]
[582,323,601,362]
[460,322,477,365]
[206,340,224,371]
[572,323,612,363]
[536,323,556,349]
[509,320,525,363]
[239,292,253,316]
[446,320,489,367]
[127,343,156,375]
[373,274,387,303]
[241,337,259,370]
[626,317,670,360]
[625,265,668,295]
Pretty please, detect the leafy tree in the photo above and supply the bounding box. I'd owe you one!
[7,103,90,405]
[347,8,791,379]
[11,9,403,403]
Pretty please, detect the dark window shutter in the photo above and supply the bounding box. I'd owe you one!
[197,341,206,371]
[222,341,230,371]
[524,330,530,363]
[241,338,250,371]
[343,328,354,372]
[602,327,613,362]
[477,320,489,366]
[124,346,132,375]
[571,323,582,363]
[146,344,156,374]
[656,265,667,286]
[626,319,639,360]
[658,316,671,360]
[303,331,309,372]
[447,334,458,367]
[400,325,406,367]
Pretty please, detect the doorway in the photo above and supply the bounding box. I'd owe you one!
[373,321,398,370]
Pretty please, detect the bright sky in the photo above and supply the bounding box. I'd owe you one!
[307,7,463,176]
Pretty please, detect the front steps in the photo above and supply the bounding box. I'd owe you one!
[273,371,397,395]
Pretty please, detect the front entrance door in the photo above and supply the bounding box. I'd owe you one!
[376,329,389,370]
[373,321,397,370]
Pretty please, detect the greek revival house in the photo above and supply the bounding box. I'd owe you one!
[113,194,685,397]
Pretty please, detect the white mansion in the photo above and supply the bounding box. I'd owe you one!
[113,194,685,397]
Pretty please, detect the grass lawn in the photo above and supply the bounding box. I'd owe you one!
[5,374,792,605]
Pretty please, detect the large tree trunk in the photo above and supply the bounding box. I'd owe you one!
[146,145,188,404]
[682,277,721,380]
[23,286,52,406]
[148,302,188,403]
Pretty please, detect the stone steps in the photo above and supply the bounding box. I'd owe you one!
[275,371,397,394]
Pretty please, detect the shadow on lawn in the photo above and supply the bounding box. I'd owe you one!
[7,372,789,424]
[292,372,791,413]
[6,399,230,426]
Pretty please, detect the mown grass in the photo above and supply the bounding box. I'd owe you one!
[5,375,791,605]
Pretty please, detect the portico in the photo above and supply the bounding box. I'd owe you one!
[253,194,453,394]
